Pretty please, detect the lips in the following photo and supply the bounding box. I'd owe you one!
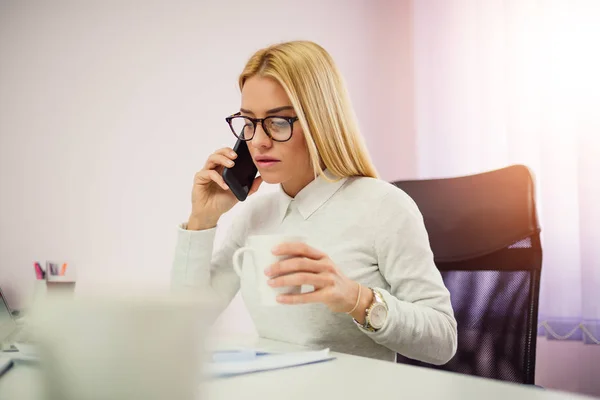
[255,156,280,162]
[254,156,281,168]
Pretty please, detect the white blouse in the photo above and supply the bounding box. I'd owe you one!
[171,173,457,363]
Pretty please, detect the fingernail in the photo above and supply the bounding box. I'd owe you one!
[264,267,272,276]
[230,152,237,157]
[267,279,275,286]
[271,245,280,254]
[227,160,234,166]
[276,295,285,303]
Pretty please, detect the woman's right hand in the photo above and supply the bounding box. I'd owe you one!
[187,147,262,230]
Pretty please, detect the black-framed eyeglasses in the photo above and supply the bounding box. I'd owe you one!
[225,112,299,142]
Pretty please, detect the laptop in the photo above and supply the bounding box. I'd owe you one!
[0,287,18,347]
[0,288,19,377]
[0,287,36,353]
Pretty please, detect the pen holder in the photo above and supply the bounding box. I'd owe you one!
[45,261,76,294]
[29,276,77,312]
[46,274,76,298]
[27,262,76,316]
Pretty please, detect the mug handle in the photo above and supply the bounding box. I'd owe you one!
[232,247,255,277]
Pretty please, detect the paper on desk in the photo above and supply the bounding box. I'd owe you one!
[205,348,334,378]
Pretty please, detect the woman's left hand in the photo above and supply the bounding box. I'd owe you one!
[265,242,368,315]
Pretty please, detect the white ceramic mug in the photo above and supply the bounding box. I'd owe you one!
[232,234,306,306]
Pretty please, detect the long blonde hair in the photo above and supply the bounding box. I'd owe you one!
[238,41,378,180]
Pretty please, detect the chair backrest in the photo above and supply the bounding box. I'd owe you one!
[392,165,542,384]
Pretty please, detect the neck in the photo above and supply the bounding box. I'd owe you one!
[281,168,317,197]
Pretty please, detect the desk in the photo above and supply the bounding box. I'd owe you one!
[0,336,594,400]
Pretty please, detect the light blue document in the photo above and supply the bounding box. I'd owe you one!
[206,348,334,378]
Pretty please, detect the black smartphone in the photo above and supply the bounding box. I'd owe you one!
[222,139,258,202]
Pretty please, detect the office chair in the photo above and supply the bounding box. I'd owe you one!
[393,164,542,385]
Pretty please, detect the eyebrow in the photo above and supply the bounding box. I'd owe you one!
[240,106,295,115]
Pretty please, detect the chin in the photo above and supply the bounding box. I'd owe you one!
[258,170,285,185]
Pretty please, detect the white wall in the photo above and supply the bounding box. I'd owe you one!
[536,337,600,397]
[0,0,414,324]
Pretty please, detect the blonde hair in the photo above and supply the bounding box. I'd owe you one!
[238,41,378,180]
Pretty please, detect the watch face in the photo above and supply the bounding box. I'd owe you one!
[370,303,388,329]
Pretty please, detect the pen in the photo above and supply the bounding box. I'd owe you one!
[33,262,43,280]
[0,357,14,378]
[212,350,270,363]
[60,263,68,276]
[37,262,46,279]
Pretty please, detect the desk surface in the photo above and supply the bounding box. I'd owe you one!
[0,335,594,400]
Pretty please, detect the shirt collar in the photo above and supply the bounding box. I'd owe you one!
[277,170,348,222]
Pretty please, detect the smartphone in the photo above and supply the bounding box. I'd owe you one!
[222,139,258,202]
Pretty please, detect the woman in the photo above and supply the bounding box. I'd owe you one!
[172,41,457,364]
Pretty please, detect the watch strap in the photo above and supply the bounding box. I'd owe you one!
[353,288,386,332]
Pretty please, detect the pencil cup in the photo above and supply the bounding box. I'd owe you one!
[45,261,76,299]
[46,277,76,298]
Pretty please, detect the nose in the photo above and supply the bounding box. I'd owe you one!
[249,123,273,149]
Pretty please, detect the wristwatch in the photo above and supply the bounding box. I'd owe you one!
[353,288,388,332]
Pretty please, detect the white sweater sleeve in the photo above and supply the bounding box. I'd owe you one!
[359,190,458,365]
[170,219,246,313]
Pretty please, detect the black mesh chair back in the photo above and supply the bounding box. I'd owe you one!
[392,165,542,384]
